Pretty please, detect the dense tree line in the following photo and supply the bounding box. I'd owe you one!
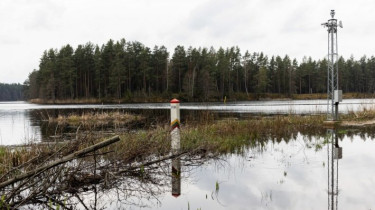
[0,83,24,101]
[24,38,375,102]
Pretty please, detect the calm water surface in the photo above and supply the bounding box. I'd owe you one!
[1,101,375,209]
[101,133,375,210]
[1,99,375,145]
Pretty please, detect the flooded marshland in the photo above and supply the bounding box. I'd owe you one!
[0,100,375,209]
[1,99,375,145]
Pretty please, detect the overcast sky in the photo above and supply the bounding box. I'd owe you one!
[1,0,374,83]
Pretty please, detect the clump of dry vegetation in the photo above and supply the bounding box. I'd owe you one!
[49,111,145,126]
[339,106,375,126]
[0,133,173,209]
[30,98,101,104]
[344,107,375,121]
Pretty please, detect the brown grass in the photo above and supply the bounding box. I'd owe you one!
[29,96,170,104]
[49,111,144,126]
[30,98,101,104]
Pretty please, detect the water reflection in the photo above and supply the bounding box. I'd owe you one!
[0,109,41,145]
[2,131,375,209]
[327,129,343,210]
[2,99,375,145]
[171,157,181,197]
[2,101,375,209]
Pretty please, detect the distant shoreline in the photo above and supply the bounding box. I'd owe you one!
[28,92,375,104]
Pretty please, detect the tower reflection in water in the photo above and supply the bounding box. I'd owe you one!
[327,129,342,210]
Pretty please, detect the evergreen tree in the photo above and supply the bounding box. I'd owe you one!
[24,38,375,102]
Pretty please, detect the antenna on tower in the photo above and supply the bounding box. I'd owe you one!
[330,10,335,18]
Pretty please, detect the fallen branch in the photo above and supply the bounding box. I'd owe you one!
[0,135,121,189]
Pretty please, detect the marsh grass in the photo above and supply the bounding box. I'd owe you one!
[1,108,375,208]
[49,111,144,126]
[0,113,329,173]
[0,108,373,178]
[29,95,169,104]
[104,127,171,162]
[344,107,375,121]
[178,114,327,155]
[96,113,328,161]
[37,113,328,173]
[30,98,101,104]
[0,143,70,176]
[2,108,372,176]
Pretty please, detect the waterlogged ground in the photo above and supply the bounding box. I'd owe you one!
[40,133,373,210]
[1,99,375,145]
[1,101,375,209]
[102,133,371,210]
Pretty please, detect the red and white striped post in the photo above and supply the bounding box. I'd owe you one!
[170,98,181,197]
[170,98,180,153]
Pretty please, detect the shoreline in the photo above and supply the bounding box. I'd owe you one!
[27,92,375,105]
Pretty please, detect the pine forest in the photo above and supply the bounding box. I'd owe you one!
[22,38,375,102]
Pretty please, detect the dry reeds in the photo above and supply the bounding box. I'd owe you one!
[50,111,144,126]
[30,98,101,104]
[344,107,375,121]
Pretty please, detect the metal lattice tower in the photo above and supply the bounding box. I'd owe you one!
[322,10,343,121]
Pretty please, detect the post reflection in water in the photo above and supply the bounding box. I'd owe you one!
[171,157,181,197]
[327,128,343,210]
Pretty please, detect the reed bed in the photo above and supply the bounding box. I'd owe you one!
[49,111,144,126]
[0,113,327,175]
[30,98,101,104]
[344,107,375,121]
[4,107,372,175]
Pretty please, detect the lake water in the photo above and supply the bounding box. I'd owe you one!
[69,132,373,210]
[142,133,375,210]
[1,100,375,209]
[1,99,375,145]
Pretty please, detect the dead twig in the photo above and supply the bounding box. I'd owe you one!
[0,135,121,189]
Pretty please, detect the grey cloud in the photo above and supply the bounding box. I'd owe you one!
[187,0,257,39]
[24,0,66,31]
[281,4,320,34]
[0,36,21,45]
[2,0,375,83]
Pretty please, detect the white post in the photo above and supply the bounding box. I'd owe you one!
[170,98,180,153]
[170,98,181,197]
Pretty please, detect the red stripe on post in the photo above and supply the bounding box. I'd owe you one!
[170,98,180,103]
